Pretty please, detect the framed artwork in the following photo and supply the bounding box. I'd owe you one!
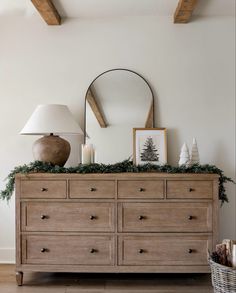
[133,128,167,165]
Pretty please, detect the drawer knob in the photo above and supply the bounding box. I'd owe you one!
[189,188,194,192]
[90,215,96,220]
[40,215,47,220]
[139,188,145,192]
[90,187,96,192]
[188,215,193,220]
[188,249,193,254]
[40,248,47,253]
[138,215,144,220]
[139,249,144,254]
[41,188,48,192]
[90,248,96,253]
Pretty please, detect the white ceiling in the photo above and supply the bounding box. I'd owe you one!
[0,0,235,17]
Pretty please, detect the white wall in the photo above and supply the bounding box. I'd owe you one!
[0,15,235,262]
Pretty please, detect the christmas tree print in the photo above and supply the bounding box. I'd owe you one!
[140,137,159,162]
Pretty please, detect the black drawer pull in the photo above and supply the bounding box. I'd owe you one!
[139,188,145,192]
[139,249,144,254]
[41,188,48,192]
[40,215,48,220]
[90,187,96,192]
[188,215,193,220]
[138,215,145,220]
[188,249,193,254]
[40,248,47,253]
[90,215,96,220]
[189,188,195,192]
[90,248,96,253]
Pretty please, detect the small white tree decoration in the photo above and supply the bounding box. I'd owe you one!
[190,137,200,165]
[179,143,190,166]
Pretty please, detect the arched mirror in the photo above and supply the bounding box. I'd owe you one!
[84,69,154,164]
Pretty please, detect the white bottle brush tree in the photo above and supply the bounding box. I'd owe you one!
[190,137,200,165]
[179,143,190,166]
[140,137,159,162]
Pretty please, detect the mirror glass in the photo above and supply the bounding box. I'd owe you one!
[85,69,154,164]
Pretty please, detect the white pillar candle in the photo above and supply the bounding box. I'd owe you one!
[90,146,94,164]
[94,150,97,163]
[232,244,236,267]
[81,144,91,164]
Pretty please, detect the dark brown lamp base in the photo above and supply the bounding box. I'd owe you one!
[33,134,71,167]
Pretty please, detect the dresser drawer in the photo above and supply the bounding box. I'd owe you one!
[118,202,212,232]
[22,235,114,265]
[21,202,115,232]
[21,180,67,199]
[69,180,115,198]
[167,180,213,199]
[118,180,164,199]
[119,235,211,266]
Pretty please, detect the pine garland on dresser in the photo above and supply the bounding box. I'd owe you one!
[0,160,234,204]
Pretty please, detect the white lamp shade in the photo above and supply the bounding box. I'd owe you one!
[20,104,83,135]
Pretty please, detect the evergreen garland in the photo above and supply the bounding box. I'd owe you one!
[0,160,234,204]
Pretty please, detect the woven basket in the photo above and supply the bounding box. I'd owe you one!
[209,258,236,293]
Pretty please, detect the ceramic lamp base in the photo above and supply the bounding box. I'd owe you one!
[33,135,71,167]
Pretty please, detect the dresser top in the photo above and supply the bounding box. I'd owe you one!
[15,172,219,180]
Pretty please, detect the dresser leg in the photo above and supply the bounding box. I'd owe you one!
[16,271,23,286]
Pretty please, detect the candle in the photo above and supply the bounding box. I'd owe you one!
[90,147,98,163]
[90,146,94,164]
[94,149,98,163]
[82,144,92,164]
[232,244,236,267]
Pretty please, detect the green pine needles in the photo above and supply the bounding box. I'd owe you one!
[0,160,234,204]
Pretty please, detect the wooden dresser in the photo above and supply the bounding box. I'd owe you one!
[15,173,219,285]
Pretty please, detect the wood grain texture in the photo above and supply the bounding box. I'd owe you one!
[119,235,212,266]
[15,271,23,286]
[167,180,213,199]
[69,179,115,198]
[174,0,198,23]
[21,180,67,199]
[15,172,219,284]
[16,263,211,273]
[31,0,61,25]
[15,177,22,271]
[212,179,219,248]
[21,202,115,232]
[118,180,164,199]
[16,172,219,180]
[119,202,212,232]
[86,89,107,128]
[22,235,114,265]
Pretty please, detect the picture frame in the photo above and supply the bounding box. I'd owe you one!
[133,128,167,166]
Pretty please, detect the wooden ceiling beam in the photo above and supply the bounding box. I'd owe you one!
[174,0,198,23]
[31,0,61,25]
[86,89,107,128]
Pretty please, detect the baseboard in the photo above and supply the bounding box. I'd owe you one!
[0,248,15,264]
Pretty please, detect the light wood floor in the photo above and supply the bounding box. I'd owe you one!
[0,265,213,293]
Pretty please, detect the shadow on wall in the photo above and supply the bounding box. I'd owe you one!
[211,141,231,170]
[166,128,180,166]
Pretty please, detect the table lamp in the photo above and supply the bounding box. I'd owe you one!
[20,104,83,166]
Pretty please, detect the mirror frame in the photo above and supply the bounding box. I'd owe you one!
[84,68,155,144]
